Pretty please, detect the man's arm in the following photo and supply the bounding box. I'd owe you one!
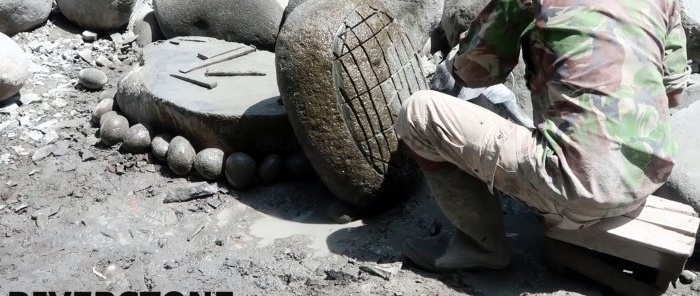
[663,0,691,108]
[451,0,536,88]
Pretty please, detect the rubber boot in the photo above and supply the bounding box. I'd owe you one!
[403,164,511,272]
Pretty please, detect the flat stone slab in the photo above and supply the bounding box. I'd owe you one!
[116,37,295,155]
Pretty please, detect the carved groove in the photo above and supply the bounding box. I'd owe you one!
[332,4,427,174]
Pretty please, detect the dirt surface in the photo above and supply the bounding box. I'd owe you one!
[1,12,699,296]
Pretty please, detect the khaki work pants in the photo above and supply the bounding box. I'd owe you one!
[395,90,611,230]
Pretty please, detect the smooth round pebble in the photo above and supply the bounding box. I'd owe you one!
[99,110,118,127]
[194,148,225,180]
[151,134,173,162]
[166,136,196,176]
[123,124,153,153]
[78,68,108,90]
[91,98,114,125]
[284,152,314,179]
[225,152,257,190]
[258,154,284,184]
[100,114,129,146]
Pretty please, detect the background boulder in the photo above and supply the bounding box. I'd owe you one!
[153,0,283,51]
[683,0,700,63]
[127,0,163,46]
[0,0,52,36]
[57,0,136,31]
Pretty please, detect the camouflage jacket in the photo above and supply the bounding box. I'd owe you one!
[452,0,691,216]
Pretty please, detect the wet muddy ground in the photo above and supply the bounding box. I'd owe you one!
[1,13,699,296]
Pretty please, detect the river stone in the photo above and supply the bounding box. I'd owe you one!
[655,102,700,215]
[123,124,153,153]
[166,136,196,176]
[277,0,426,208]
[225,152,257,190]
[57,0,136,31]
[99,110,118,127]
[258,154,284,184]
[194,148,225,180]
[0,33,29,102]
[151,133,173,162]
[127,2,164,46]
[683,0,700,63]
[91,98,115,125]
[0,0,52,36]
[100,114,129,146]
[79,68,108,90]
[116,37,294,155]
[152,0,282,51]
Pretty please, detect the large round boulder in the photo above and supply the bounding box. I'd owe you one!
[153,0,283,51]
[0,33,29,102]
[276,0,425,208]
[56,0,136,31]
[280,0,443,50]
[0,0,52,36]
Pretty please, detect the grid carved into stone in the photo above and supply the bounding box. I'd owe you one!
[332,4,428,174]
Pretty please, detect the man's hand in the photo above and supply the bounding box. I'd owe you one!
[668,89,684,108]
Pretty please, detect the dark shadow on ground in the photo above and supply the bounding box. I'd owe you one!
[324,186,605,295]
[47,9,84,36]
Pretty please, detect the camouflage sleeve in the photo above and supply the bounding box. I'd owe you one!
[663,0,691,93]
[452,0,536,88]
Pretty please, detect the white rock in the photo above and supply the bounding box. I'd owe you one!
[0,33,29,102]
[25,130,43,142]
[81,30,98,42]
[51,98,68,108]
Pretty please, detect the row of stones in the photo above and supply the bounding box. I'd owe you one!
[93,95,314,190]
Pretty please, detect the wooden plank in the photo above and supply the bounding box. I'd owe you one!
[545,239,662,296]
[645,195,698,217]
[546,216,694,273]
[624,205,700,237]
